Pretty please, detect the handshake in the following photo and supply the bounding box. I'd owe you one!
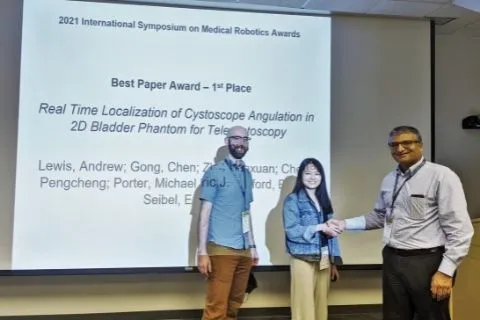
[317,219,346,238]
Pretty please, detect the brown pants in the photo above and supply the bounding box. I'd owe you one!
[202,255,253,320]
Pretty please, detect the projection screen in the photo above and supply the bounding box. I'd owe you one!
[0,0,432,272]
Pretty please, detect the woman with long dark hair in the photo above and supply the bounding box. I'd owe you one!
[282,158,343,320]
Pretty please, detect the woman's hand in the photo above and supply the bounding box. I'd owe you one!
[316,223,342,237]
[331,264,340,281]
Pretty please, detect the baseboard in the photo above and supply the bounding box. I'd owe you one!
[0,305,381,319]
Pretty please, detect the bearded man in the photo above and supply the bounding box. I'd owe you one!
[197,125,259,320]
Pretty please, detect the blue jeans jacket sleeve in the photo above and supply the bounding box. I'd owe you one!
[283,194,317,243]
[331,236,341,256]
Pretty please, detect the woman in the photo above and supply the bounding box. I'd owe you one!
[282,158,343,320]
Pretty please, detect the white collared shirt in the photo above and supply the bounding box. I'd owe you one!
[346,158,474,276]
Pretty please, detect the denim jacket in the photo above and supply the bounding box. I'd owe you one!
[282,189,343,265]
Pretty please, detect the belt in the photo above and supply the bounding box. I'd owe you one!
[385,245,444,256]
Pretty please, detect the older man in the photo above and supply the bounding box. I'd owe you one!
[330,126,474,320]
[197,125,259,320]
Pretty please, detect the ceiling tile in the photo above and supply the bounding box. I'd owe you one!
[189,0,239,3]
[428,3,476,18]
[436,11,480,33]
[238,0,307,9]
[369,0,442,17]
[304,0,381,12]
[454,0,480,13]
[405,0,450,4]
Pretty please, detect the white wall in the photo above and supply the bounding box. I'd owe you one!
[435,34,480,219]
[0,271,381,316]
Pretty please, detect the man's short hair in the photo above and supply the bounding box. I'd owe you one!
[389,126,422,143]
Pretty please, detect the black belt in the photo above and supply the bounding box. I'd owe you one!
[385,245,444,256]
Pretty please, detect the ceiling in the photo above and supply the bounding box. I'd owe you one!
[152,0,480,36]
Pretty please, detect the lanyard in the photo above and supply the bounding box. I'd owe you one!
[224,159,247,210]
[390,159,426,213]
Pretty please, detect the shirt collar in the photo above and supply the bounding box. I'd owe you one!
[226,154,245,168]
[298,189,310,202]
[396,156,425,176]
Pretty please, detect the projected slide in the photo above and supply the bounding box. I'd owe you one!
[13,0,331,270]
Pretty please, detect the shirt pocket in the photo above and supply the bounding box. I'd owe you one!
[407,194,427,220]
[298,204,318,225]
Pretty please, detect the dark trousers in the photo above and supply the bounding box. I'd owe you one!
[382,246,451,320]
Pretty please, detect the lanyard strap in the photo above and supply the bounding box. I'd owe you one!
[224,159,247,210]
[390,159,426,212]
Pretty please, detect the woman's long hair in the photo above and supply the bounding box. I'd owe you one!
[292,158,333,215]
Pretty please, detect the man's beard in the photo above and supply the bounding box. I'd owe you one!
[228,142,248,159]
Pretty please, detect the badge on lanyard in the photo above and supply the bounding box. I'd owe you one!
[386,208,394,224]
[384,222,393,240]
[242,210,250,234]
[318,246,330,269]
